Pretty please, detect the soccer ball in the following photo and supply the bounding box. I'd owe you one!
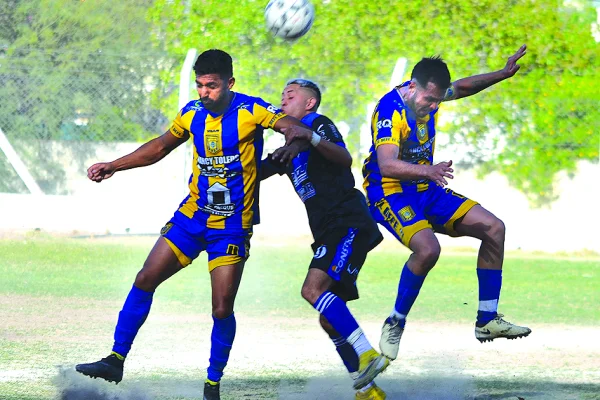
[264,0,315,40]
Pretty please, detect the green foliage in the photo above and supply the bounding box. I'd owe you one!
[150,0,600,205]
[0,0,176,193]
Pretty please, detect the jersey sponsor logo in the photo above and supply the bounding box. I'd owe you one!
[197,155,240,178]
[226,244,239,256]
[406,136,435,155]
[190,100,204,111]
[331,228,357,273]
[202,182,235,217]
[375,199,404,241]
[237,102,250,110]
[314,245,327,259]
[206,133,221,154]
[377,119,392,130]
[399,206,416,222]
[297,182,316,202]
[375,137,398,146]
[266,104,280,114]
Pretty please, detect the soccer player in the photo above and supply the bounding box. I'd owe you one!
[75,49,314,400]
[362,45,532,361]
[261,79,388,399]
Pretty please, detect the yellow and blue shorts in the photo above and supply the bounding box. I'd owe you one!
[160,211,252,272]
[369,185,478,248]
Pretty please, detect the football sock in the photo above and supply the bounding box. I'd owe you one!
[112,285,154,358]
[476,268,502,325]
[331,335,359,373]
[207,313,236,382]
[391,263,425,326]
[314,292,374,357]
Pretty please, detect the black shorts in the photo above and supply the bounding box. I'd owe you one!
[310,226,382,302]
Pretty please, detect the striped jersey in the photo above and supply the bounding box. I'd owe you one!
[169,92,285,229]
[362,81,451,201]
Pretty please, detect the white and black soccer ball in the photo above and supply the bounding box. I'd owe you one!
[264,0,315,40]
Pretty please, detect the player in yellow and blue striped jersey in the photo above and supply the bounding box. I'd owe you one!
[75,49,313,400]
[362,46,532,363]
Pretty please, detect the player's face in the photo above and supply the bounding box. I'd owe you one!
[281,84,311,119]
[409,81,446,118]
[196,74,235,112]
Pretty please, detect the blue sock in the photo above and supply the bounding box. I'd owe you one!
[477,268,502,325]
[392,263,426,324]
[313,292,359,339]
[331,336,359,373]
[112,285,154,358]
[207,313,236,382]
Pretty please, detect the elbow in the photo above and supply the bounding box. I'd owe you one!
[378,160,393,178]
[343,154,353,168]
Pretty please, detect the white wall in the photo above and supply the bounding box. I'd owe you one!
[0,141,598,253]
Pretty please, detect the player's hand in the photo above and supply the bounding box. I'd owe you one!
[87,162,116,183]
[282,125,312,145]
[427,160,454,187]
[272,143,301,166]
[502,44,527,78]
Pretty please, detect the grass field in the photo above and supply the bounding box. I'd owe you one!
[1,235,599,400]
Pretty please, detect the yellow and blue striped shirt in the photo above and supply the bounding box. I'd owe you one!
[169,92,285,229]
[362,82,442,201]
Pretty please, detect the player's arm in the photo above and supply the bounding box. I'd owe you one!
[446,44,526,101]
[87,131,189,182]
[259,154,286,181]
[277,117,352,168]
[377,144,454,188]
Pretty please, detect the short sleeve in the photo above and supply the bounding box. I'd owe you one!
[168,109,188,138]
[313,115,346,148]
[372,100,409,149]
[252,98,286,129]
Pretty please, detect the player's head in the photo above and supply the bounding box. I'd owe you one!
[193,49,235,112]
[281,78,321,119]
[405,56,451,118]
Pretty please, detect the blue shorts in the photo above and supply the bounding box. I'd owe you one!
[160,211,252,272]
[368,185,478,247]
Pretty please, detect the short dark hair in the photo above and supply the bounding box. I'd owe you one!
[411,56,451,90]
[287,78,321,111]
[193,49,233,79]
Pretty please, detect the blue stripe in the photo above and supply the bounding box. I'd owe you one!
[221,108,243,229]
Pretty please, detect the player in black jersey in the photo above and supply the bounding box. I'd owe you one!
[260,79,387,400]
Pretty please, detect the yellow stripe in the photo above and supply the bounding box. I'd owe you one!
[179,136,200,218]
[163,237,192,267]
[205,115,226,229]
[238,109,257,228]
[208,255,243,272]
[382,177,403,196]
[444,199,479,236]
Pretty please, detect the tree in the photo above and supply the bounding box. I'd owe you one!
[0,0,175,194]
[150,0,599,205]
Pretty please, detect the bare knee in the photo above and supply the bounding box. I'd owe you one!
[134,267,160,292]
[212,297,235,319]
[413,241,441,270]
[301,283,324,306]
[487,218,506,244]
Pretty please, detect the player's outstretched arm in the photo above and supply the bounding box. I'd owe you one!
[447,44,527,101]
[87,131,189,183]
[377,144,454,187]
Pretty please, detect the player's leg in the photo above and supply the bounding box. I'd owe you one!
[302,228,389,390]
[370,195,438,360]
[75,236,186,383]
[454,205,531,342]
[203,229,251,400]
[319,315,386,400]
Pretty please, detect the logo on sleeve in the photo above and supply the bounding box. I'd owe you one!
[377,119,392,130]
